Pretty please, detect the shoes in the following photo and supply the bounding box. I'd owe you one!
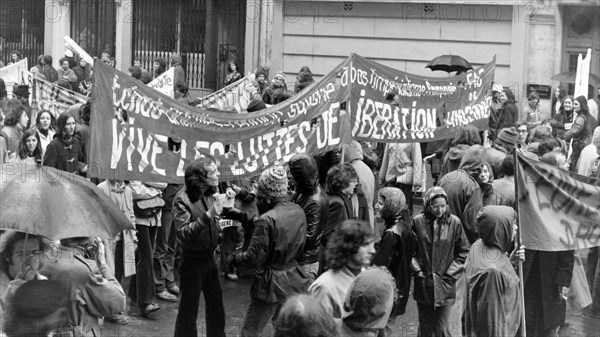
[225,273,238,281]
[581,306,600,319]
[105,313,131,325]
[141,303,160,317]
[167,285,180,295]
[157,290,178,302]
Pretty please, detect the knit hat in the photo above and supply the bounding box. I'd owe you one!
[298,70,314,82]
[496,127,518,145]
[258,165,288,198]
[273,71,285,82]
[64,50,74,58]
[255,68,268,80]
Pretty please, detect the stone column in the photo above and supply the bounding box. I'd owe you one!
[115,0,133,72]
[44,0,71,67]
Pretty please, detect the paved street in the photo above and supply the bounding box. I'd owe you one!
[102,271,599,337]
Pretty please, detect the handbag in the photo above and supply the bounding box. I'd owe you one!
[133,196,165,218]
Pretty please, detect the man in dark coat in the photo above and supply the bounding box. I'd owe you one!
[464,206,524,337]
[438,145,485,244]
[172,158,225,337]
[170,54,186,90]
[228,165,309,337]
[288,153,329,283]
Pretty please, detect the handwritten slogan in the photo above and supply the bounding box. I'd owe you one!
[90,60,350,183]
[345,54,495,142]
[517,152,600,251]
[90,54,496,183]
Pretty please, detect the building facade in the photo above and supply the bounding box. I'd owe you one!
[245,0,600,116]
[1,0,598,108]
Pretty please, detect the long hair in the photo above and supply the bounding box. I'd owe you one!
[502,88,517,105]
[551,86,566,110]
[16,129,42,160]
[325,220,373,271]
[0,78,6,99]
[3,105,26,127]
[55,112,74,140]
[450,125,482,147]
[153,58,167,77]
[36,110,56,131]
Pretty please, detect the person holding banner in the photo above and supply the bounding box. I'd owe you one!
[224,62,242,86]
[464,206,525,337]
[523,151,575,337]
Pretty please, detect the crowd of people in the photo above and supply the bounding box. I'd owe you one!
[1,49,600,337]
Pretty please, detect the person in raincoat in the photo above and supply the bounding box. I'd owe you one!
[371,187,416,336]
[464,206,525,337]
[438,145,486,244]
[411,186,469,337]
[338,267,397,337]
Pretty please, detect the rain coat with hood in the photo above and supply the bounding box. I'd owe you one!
[440,144,471,177]
[464,206,523,337]
[171,54,186,87]
[339,267,396,337]
[438,145,485,244]
[371,187,416,316]
[411,187,469,307]
[289,153,329,265]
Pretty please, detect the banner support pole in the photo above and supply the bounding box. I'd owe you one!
[514,147,527,337]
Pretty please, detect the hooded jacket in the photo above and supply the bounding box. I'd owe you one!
[465,206,523,337]
[289,154,329,265]
[440,144,471,177]
[339,267,396,337]
[411,187,470,307]
[42,134,85,174]
[344,141,375,229]
[371,187,416,316]
[438,145,485,243]
[170,54,186,88]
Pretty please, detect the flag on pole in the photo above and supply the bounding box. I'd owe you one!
[516,152,600,251]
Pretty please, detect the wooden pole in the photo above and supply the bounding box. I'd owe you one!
[513,148,527,337]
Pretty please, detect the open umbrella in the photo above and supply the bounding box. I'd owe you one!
[551,71,600,86]
[0,165,134,240]
[426,55,473,73]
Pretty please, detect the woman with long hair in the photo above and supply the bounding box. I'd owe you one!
[411,186,469,337]
[8,129,42,166]
[566,96,599,172]
[152,58,167,79]
[551,86,566,118]
[43,112,85,174]
[550,95,576,139]
[35,110,55,156]
[495,88,519,139]
[0,105,29,155]
[224,62,242,86]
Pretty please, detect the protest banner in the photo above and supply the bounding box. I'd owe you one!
[194,76,254,113]
[33,77,88,118]
[89,60,351,183]
[516,151,600,251]
[0,59,30,98]
[90,53,495,183]
[147,67,175,98]
[345,54,495,142]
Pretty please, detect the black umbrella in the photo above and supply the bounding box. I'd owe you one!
[426,55,473,73]
[0,165,135,240]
